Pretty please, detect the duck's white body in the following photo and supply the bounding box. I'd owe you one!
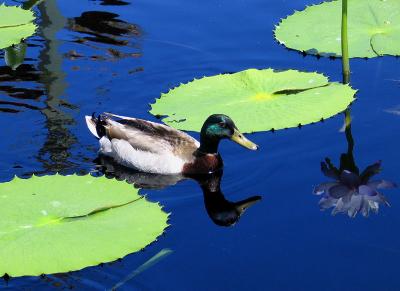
[85,113,200,174]
[97,136,187,174]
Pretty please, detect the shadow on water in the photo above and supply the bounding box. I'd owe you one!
[95,155,262,227]
[313,109,397,217]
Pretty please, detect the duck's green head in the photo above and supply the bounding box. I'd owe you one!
[199,114,258,153]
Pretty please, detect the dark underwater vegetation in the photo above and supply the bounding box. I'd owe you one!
[0,0,400,290]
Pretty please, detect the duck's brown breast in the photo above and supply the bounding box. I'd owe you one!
[182,152,223,175]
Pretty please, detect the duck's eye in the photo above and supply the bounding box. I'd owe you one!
[218,122,226,128]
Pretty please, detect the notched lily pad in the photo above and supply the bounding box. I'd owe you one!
[0,4,37,50]
[150,69,356,133]
[274,0,400,58]
[0,174,169,277]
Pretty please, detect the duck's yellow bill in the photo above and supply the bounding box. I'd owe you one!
[230,128,258,150]
[235,196,262,213]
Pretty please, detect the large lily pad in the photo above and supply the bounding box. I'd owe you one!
[0,174,169,277]
[150,69,356,133]
[274,0,400,58]
[0,4,36,50]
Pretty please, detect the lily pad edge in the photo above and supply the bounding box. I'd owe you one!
[273,0,400,59]
[0,3,38,50]
[149,68,358,133]
[1,173,171,278]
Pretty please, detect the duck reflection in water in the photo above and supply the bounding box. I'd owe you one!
[314,110,397,217]
[95,156,261,226]
[197,170,261,226]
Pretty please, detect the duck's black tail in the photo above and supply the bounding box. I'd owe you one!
[85,113,107,139]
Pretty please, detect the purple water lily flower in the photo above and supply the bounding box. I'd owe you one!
[314,160,397,217]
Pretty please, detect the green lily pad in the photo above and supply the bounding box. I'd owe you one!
[150,69,356,133]
[274,0,400,58]
[0,174,169,277]
[5,42,27,70]
[0,4,36,50]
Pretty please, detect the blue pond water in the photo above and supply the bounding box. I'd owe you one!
[1,0,399,290]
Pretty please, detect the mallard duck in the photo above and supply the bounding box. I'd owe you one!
[85,112,258,175]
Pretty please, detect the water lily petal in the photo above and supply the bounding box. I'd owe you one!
[319,197,337,209]
[321,161,339,180]
[328,184,351,199]
[313,182,338,195]
[332,198,346,215]
[340,170,361,188]
[341,192,353,204]
[360,196,370,217]
[360,161,382,184]
[367,180,398,190]
[368,200,380,213]
[368,192,391,207]
[358,185,377,196]
[347,195,362,218]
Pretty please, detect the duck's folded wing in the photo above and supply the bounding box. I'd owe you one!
[102,113,200,157]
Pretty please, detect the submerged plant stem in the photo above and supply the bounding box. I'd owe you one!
[341,0,350,84]
[342,107,358,173]
[111,248,173,290]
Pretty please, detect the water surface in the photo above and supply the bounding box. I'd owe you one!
[1,0,399,290]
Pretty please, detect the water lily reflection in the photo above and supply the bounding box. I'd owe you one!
[95,156,261,226]
[314,107,397,217]
[314,159,397,217]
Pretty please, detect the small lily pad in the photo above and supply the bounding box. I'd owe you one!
[0,174,169,277]
[0,4,36,50]
[150,69,356,133]
[274,0,400,58]
[5,42,27,70]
